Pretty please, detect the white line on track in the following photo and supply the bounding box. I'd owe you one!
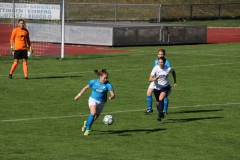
[1,102,239,122]
[0,62,240,77]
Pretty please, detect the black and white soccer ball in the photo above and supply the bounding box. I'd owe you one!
[103,115,114,125]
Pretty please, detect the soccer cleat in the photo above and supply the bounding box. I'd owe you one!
[84,130,91,136]
[9,74,12,79]
[163,111,168,116]
[157,112,165,121]
[144,109,153,114]
[25,77,28,80]
[82,121,87,132]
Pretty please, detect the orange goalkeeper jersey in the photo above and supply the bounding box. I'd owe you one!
[10,27,31,50]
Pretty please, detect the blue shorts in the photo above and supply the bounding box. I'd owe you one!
[153,86,171,102]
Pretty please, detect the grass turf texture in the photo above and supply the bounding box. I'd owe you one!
[1,43,240,159]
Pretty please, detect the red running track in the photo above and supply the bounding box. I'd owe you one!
[207,28,240,43]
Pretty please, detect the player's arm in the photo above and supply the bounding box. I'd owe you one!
[10,30,16,54]
[10,29,16,46]
[109,90,115,101]
[149,74,160,82]
[171,69,177,87]
[74,85,90,100]
[26,31,33,54]
[149,67,160,82]
[10,29,16,54]
[26,31,31,47]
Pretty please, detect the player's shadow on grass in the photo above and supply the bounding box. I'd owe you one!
[163,116,223,124]
[171,109,223,114]
[29,75,83,79]
[97,128,167,136]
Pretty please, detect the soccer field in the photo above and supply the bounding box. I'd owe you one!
[0,43,240,160]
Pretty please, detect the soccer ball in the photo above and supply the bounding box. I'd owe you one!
[103,115,114,125]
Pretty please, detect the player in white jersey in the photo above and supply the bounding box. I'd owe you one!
[149,57,177,121]
[74,69,115,136]
[145,49,171,115]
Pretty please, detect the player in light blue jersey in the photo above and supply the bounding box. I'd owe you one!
[145,49,171,115]
[74,69,115,136]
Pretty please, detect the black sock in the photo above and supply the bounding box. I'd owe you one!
[158,100,164,116]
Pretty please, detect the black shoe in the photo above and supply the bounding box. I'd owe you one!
[163,111,168,116]
[25,77,28,80]
[157,112,165,121]
[144,109,153,115]
[9,74,12,79]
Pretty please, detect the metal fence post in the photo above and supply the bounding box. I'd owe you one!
[218,4,221,20]
[115,4,117,22]
[67,3,69,22]
[190,4,193,21]
[158,4,161,23]
[13,0,15,29]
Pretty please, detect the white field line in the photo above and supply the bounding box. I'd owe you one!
[168,52,240,57]
[1,102,239,122]
[174,62,240,68]
[119,51,240,57]
[121,52,240,57]
[0,62,240,77]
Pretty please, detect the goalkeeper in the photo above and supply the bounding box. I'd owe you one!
[9,19,33,80]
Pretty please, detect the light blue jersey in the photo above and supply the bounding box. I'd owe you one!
[88,78,114,103]
[153,58,171,67]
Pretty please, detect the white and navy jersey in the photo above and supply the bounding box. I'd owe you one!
[150,65,173,90]
[88,78,114,103]
[152,58,171,78]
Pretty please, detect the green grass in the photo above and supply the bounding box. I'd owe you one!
[1,43,240,159]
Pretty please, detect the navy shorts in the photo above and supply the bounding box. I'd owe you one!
[14,50,28,59]
[153,86,171,102]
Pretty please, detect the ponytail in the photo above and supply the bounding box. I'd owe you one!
[94,69,108,76]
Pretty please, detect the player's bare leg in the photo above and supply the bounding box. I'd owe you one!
[9,59,19,79]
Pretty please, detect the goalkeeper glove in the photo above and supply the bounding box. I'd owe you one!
[10,46,14,55]
[29,46,33,55]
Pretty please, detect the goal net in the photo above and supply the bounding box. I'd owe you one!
[0,0,61,57]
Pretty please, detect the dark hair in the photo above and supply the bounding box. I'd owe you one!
[158,57,166,64]
[18,19,25,23]
[158,49,166,56]
[94,69,108,76]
